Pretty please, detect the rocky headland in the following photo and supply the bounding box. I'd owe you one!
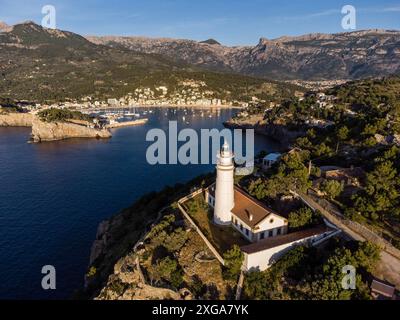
[31,117,111,142]
[0,112,111,142]
[79,174,233,301]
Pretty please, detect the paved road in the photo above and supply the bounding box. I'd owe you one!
[292,190,400,289]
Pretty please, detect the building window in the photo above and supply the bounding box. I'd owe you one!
[245,229,249,236]
[277,228,282,235]
[260,232,265,240]
[240,224,243,231]
[269,230,273,237]
[234,219,238,226]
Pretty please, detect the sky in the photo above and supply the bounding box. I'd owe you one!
[0,0,399,45]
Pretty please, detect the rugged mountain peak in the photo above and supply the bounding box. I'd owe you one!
[200,39,221,45]
[263,29,400,44]
[19,20,37,25]
[0,20,98,49]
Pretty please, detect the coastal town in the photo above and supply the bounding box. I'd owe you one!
[17,79,251,114]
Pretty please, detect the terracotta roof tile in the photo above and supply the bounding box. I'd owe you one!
[232,187,282,229]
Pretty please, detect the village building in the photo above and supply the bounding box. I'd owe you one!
[261,153,282,171]
[371,280,397,300]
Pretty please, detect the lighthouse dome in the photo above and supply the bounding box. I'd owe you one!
[217,141,234,167]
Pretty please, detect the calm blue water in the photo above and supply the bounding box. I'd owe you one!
[0,107,279,299]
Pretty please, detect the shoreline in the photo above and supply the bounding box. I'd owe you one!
[84,104,243,111]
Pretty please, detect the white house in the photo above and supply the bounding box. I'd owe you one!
[262,153,282,171]
[241,226,335,271]
[203,142,338,271]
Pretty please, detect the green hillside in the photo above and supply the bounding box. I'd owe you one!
[0,22,303,104]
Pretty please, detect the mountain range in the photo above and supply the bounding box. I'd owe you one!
[0,20,399,103]
[87,29,400,81]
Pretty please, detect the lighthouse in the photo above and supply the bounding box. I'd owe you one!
[214,140,235,225]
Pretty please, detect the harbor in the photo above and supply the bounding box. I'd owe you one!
[80,105,227,127]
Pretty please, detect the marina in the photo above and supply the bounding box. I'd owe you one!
[78,105,225,127]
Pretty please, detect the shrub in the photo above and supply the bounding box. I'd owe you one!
[223,245,244,280]
[86,266,97,278]
[321,180,344,200]
[153,257,184,289]
[288,207,315,230]
[38,108,93,123]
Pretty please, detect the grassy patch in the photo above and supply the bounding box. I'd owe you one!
[183,194,249,254]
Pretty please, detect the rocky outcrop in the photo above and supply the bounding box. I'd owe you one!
[95,254,185,300]
[0,112,33,127]
[263,124,305,145]
[224,114,265,129]
[90,220,111,266]
[225,115,304,145]
[31,118,111,142]
[0,112,111,142]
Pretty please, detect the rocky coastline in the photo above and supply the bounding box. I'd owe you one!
[0,112,112,142]
[80,174,214,300]
[0,112,34,127]
[224,115,305,147]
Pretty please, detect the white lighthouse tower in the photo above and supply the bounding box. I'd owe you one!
[214,140,235,225]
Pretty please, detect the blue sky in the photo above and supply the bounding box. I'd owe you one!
[0,0,399,45]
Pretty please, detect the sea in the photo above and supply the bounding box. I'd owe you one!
[0,107,280,299]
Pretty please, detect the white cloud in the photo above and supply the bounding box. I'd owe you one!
[278,9,340,21]
[382,6,400,12]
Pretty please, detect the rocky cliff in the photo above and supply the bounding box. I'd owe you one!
[31,118,111,142]
[263,124,305,146]
[80,174,228,300]
[225,114,304,146]
[0,112,33,127]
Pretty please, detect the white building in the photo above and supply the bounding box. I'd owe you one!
[107,98,119,106]
[204,142,338,271]
[262,153,282,171]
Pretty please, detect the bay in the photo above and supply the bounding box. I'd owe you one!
[0,107,280,299]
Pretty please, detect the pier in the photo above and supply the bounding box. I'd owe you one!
[106,118,148,129]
